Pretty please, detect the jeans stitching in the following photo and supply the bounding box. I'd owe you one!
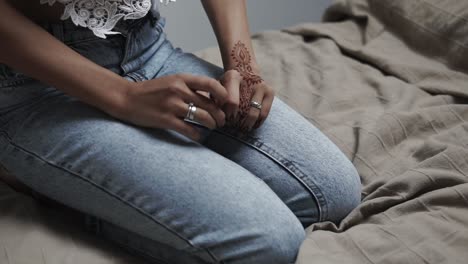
[120,16,166,75]
[0,65,35,88]
[129,71,148,82]
[158,46,183,76]
[212,127,328,222]
[0,78,32,88]
[0,130,12,142]
[125,72,146,82]
[246,136,329,222]
[2,137,221,264]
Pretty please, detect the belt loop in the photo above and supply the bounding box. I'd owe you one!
[119,26,134,75]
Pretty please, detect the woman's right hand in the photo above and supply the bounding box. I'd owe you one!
[110,73,229,141]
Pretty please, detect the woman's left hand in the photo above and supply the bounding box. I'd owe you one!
[218,69,275,132]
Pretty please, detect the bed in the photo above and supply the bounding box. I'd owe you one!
[1,0,468,263]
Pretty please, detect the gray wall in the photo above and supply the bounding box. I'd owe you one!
[158,0,332,52]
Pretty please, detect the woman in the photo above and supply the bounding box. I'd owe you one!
[0,0,361,263]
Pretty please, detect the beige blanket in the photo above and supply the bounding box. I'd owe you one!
[2,0,468,263]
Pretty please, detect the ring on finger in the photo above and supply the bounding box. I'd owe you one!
[184,102,208,128]
[250,100,262,110]
[184,102,197,122]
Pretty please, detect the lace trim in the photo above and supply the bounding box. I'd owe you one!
[39,0,175,39]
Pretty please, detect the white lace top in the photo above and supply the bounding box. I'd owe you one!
[39,0,176,39]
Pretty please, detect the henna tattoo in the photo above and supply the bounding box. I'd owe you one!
[230,41,264,130]
[231,41,263,86]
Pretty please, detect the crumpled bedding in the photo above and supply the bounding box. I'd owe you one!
[2,0,468,263]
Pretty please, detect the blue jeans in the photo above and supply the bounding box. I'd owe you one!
[0,9,361,264]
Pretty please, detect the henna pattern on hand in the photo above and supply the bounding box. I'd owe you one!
[230,41,264,129]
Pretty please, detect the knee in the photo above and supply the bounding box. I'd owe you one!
[214,199,306,264]
[324,156,362,223]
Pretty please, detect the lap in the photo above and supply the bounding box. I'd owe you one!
[147,47,362,224]
[0,93,305,263]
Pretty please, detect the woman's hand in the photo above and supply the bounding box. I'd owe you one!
[219,69,275,132]
[110,73,228,141]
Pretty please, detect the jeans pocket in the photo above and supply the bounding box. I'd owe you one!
[0,64,34,89]
[0,78,57,117]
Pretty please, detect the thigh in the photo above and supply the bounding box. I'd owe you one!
[154,48,362,225]
[207,96,362,224]
[0,92,305,264]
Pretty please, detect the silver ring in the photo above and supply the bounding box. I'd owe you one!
[250,100,262,110]
[185,102,197,121]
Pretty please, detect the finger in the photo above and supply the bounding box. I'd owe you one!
[189,92,226,128]
[243,88,264,132]
[170,79,226,128]
[178,73,229,106]
[254,93,274,129]
[174,101,218,130]
[220,72,241,124]
[169,118,202,142]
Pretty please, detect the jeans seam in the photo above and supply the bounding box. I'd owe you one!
[158,46,183,75]
[119,16,165,76]
[65,35,124,46]
[120,28,134,75]
[212,127,329,222]
[0,129,12,142]
[0,92,64,137]
[2,138,221,264]
[128,71,148,82]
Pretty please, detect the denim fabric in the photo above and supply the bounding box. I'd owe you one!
[0,8,361,264]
